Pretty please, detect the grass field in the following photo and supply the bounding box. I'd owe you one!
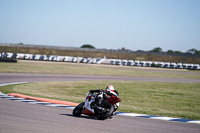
[0,60,200,120]
[0,60,200,79]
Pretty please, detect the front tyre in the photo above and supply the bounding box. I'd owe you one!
[72,102,84,117]
[96,103,114,120]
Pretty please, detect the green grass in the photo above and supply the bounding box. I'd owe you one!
[1,81,200,120]
[0,60,200,79]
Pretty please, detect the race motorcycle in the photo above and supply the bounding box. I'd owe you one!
[72,90,121,120]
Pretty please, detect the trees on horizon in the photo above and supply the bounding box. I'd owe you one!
[80,44,200,55]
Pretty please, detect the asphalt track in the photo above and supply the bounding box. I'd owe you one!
[0,73,200,133]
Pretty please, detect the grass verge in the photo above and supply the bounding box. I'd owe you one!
[1,81,200,120]
[0,60,200,79]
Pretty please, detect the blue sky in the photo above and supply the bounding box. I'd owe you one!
[0,0,199,52]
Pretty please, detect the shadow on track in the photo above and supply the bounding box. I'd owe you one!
[60,114,96,120]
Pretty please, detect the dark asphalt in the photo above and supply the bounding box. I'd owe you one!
[0,73,200,83]
[1,98,200,133]
[0,73,200,133]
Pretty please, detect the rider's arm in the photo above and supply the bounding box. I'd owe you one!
[105,90,119,97]
[105,91,112,96]
[114,90,119,96]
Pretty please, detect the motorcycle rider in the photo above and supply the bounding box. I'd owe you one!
[89,85,119,110]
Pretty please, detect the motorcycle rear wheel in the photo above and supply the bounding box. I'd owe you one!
[96,103,114,120]
[72,102,84,117]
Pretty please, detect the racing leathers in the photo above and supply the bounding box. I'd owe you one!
[89,89,119,107]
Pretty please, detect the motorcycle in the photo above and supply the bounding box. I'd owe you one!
[72,90,121,120]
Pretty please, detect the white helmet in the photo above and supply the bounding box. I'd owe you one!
[106,85,114,91]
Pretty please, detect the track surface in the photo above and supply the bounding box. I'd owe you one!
[0,73,200,83]
[0,73,200,133]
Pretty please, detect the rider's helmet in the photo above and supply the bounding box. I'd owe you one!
[105,85,114,91]
[106,85,119,97]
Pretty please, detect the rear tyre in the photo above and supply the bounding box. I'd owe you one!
[96,103,114,120]
[72,102,84,117]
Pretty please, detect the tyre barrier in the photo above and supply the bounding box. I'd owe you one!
[1,52,199,70]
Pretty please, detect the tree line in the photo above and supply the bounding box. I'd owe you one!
[81,44,200,55]
[147,47,200,55]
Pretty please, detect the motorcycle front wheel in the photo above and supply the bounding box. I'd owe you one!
[96,103,114,120]
[72,102,84,117]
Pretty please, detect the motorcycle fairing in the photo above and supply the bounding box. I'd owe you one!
[82,95,95,116]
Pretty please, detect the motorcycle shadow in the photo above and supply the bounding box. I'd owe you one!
[60,114,96,120]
